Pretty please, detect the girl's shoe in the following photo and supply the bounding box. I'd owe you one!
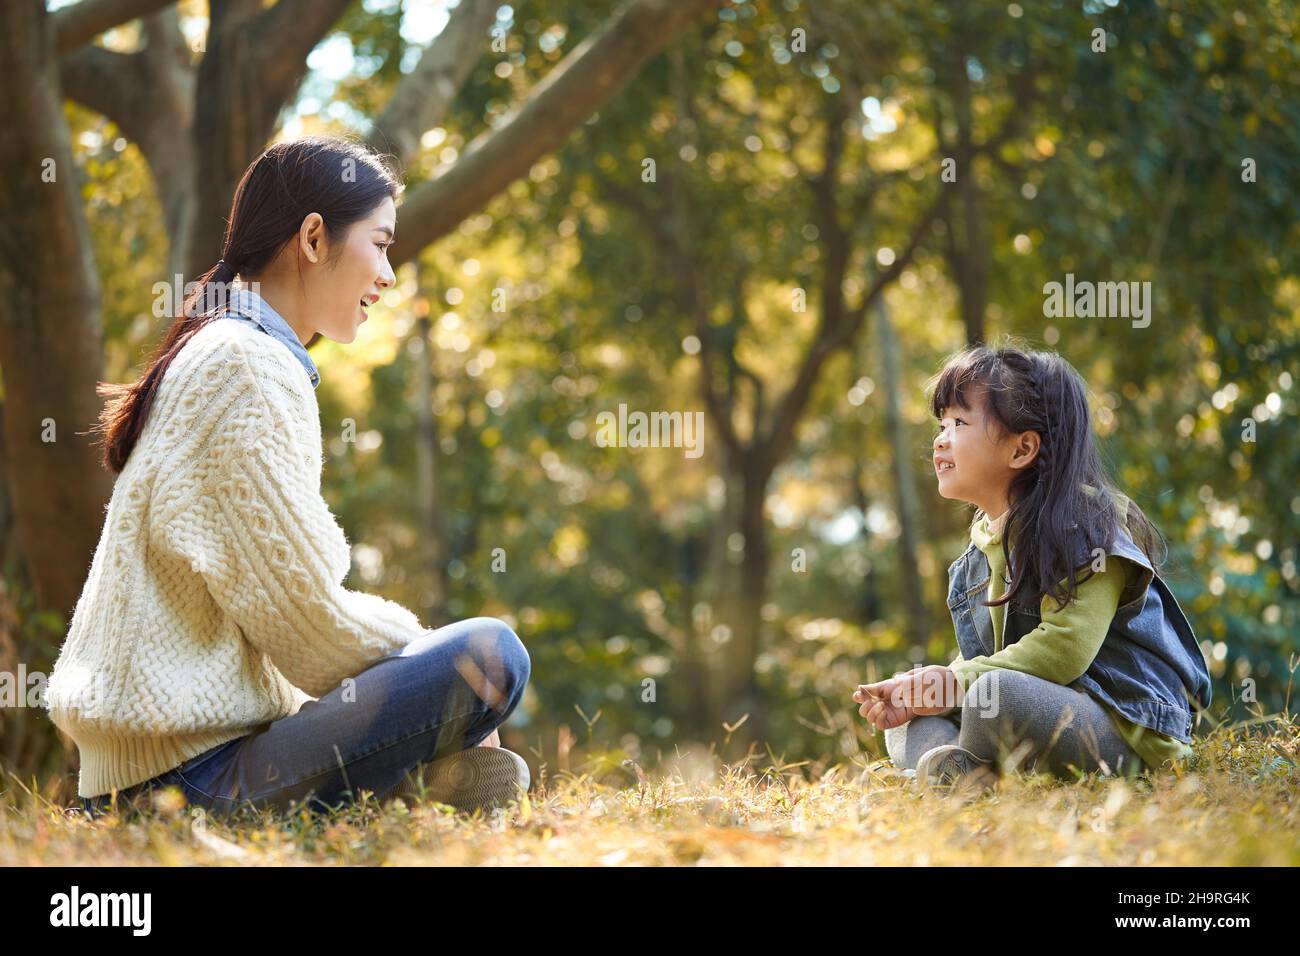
[914,744,998,795]
[390,747,530,812]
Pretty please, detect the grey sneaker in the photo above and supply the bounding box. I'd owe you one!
[390,747,530,812]
[914,744,997,795]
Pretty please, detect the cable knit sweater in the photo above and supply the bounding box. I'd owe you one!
[45,317,431,798]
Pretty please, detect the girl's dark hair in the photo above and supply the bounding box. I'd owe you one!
[929,340,1166,612]
[91,136,403,474]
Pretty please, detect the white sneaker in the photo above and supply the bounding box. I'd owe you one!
[914,744,997,795]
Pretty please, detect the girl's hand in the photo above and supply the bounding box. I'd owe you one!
[893,665,964,716]
[852,678,914,730]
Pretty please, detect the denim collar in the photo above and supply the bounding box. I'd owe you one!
[220,283,320,388]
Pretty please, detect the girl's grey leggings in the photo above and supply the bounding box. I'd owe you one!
[884,669,1146,779]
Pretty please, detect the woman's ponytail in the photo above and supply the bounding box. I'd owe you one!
[90,255,237,475]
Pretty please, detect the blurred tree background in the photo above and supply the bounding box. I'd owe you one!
[1,0,1296,785]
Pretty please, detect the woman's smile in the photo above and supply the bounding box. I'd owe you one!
[358,293,379,322]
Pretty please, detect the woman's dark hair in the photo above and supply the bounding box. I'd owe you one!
[91,136,403,474]
[928,339,1166,612]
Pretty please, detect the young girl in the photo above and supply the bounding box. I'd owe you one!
[852,343,1212,792]
[45,137,531,818]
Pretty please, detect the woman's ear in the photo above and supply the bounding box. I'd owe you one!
[298,212,325,264]
[1009,430,1041,471]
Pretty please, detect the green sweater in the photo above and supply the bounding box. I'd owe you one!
[948,507,1192,773]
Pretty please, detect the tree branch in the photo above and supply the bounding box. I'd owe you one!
[60,9,195,267]
[983,67,1038,152]
[366,0,498,170]
[589,164,746,460]
[389,0,722,267]
[640,187,744,460]
[764,189,950,470]
[53,0,176,54]
[804,93,853,347]
[58,45,152,143]
[727,273,767,438]
[247,0,354,114]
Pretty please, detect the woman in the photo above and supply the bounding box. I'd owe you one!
[45,136,531,819]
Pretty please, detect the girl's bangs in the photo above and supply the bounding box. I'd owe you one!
[930,351,990,419]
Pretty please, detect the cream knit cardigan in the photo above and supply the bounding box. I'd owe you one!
[45,318,430,798]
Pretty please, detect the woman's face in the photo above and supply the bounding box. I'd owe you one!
[305,196,397,344]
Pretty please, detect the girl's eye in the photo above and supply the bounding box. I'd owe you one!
[955,418,967,426]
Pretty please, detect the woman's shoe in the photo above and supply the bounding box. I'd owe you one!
[391,747,530,812]
[914,744,998,795]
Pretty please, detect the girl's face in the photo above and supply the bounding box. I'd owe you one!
[933,387,1039,517]
[302,196,397,344]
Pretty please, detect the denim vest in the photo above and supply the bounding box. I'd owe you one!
[945,518,1212,742]
[217,284,320,389]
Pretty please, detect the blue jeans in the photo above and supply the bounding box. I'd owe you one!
[81,617,530,819]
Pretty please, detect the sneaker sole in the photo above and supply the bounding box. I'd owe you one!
[396,747,530,812]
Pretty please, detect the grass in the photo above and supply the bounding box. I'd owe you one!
[2,715,1295,867]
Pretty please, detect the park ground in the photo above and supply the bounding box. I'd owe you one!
[2,716,1295,866]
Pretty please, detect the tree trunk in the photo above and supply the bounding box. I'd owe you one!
[675,531,711,737]
[412,266,449,627]
[952,25,988,346]
[185,1,281,277]
[876,297,930,653]
[712,457,769,752]
[0,0,115,624]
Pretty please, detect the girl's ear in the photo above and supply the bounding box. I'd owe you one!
[1009,430,1041,471]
